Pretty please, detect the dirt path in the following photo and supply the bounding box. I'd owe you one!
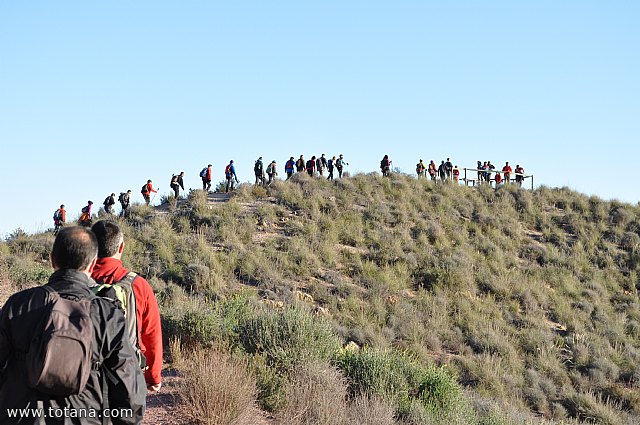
[143,370,187,425]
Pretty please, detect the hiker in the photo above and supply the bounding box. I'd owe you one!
[327,155,336,180]
[416,160,425,178]
[0,226,146,424]
[103,193,116,214]
[494,172,502,187]
[296,155,306,173]
[306,156,316,176]
[200,164,213,192]
[254,157,265,186]
[317,154,327,177]
[119,190,132,216]
[486,161,495,181]
[502,162,512,184]
[515,164,525,186]
[141,180,157,206]
[445,158,453,180]
[266,160,278,184]
[380,155,391,177]
[91,220,163,393]
[225,160,239,193]
[170,171,185,198]
[79,201,93,227]
[438,160,446,182]
[477,161,484,182]
[335,154,345,178]
[53,204,66,235]
[453,165,460,183]
[285,157,296,180]
[428,160,437,180]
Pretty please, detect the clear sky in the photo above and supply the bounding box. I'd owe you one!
[1,1,638,236]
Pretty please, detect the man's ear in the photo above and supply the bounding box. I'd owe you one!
[118,241,125,254]
[50,253,58,271]
[87,256,98,274]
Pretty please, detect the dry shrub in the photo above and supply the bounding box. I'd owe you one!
[347,395,396,425]
[277,361,348,425]
[178,346,259,425]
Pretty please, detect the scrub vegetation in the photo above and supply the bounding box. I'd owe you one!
[3,172,640,424]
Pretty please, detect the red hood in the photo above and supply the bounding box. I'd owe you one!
[91,258,130,284]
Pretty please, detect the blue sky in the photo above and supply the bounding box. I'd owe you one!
[1,1,638,235]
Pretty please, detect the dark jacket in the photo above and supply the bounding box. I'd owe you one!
[0,269,146,424]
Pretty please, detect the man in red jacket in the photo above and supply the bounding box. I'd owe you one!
[90,220,163,392]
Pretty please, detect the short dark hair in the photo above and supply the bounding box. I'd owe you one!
[51,227,98,270]
[91,220,124,258]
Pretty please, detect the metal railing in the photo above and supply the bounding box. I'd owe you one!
[461,168,534,190]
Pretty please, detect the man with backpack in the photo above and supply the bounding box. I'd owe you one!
[0,226,146,424]
[103,193,116,214]
[79,201,93,227]
[444,158,453,181]
[285,157,296,180]
[317,154,327,177]
[515,164,525,187]
[141,180,157,206]
[306,156,316,176]
[380,155,391,177]
[327,155,336,180]
[119,190,132,216]
[170,172,185,199]
[295,155,305,173]
[254,157,265,186]
[53,204,66,235]
[416,160,425,178]
[90,220,163,394]
[438,161,446,182]
[266,160,278,185]
[200,164,212,192]
[225,160,239,193]
[336,154,346,178]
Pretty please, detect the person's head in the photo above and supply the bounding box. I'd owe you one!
[339,154,343,158]
[505,162,509,166]
[516,164,520,168]
[111,193,115,197]
[312,156,316,160]
[322,154,325,157]
[258,157,262,161]
[290,156,294,161]
[272,160,276,164]
[332,156,336,160]
[60,204,65,209]
[147,180,152,183]
[477,161,481,166]
[208,164,212,168]
[230,160,234,164]
[88,201,93,205]
[127,190,131,194]
[50,227,98,273]
[300,155,304,159]
[91,220,125,259]
[447,157,450,161]
[180,171,184,176]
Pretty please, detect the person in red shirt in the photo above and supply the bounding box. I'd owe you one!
[91,220,163,392]
[141,179,157,205]
[515,164,525,187]
[502,162,513,184]
[494,172,502,187]
[452,165,460,183]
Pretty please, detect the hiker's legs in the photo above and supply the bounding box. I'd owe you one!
[286,172,293,180]
[173,185,179,198]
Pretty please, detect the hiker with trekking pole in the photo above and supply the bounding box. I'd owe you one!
[141,180,158,206]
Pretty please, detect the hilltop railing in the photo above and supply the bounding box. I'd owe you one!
[461,168,534,190]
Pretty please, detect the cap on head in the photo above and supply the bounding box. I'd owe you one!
[60,204,65,208]
[208,164,212,167]
[111,193,115,196]
[230,160,234,163]
[147,179,152,183]
[88,201,93,205]
[127,190,131,193]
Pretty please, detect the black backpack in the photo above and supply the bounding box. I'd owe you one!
[26,287,96,396]
[141,184,148,194]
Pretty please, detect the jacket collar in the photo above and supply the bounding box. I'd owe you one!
[47,269,95,297]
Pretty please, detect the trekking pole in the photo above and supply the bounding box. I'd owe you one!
[151,189,159,205]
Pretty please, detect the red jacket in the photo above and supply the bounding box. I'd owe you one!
[91,258,163,386]
[206,167,212,181]
[145,183,158,194]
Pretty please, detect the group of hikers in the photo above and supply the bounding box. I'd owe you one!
[0,220,163,423]
[252,154,348,185]
[51,155,526,232]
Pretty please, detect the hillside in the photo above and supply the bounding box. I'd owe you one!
[2,173,640,425]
